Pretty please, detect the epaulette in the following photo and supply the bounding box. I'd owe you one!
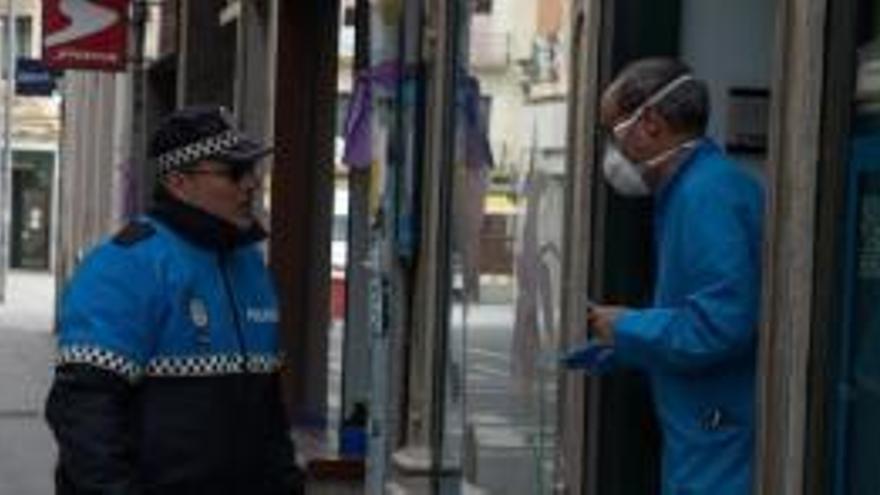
[112,221,156,247]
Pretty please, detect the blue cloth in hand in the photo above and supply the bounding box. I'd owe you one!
[561,341,616,374]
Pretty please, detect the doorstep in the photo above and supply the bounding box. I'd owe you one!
[291,427,365,494]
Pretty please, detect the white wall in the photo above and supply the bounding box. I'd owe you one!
[680,0,776,143]
[1,0,60,144]
[56,72,130,283]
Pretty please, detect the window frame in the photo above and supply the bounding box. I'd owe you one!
[0,15,34,79]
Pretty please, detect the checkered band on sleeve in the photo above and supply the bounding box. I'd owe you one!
[156,130,240,174]
[246,354,283,374]
[57,345,144,383]
[145,353,283,377]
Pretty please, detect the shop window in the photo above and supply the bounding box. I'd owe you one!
[833,1,880,493]
[438,3,568,492]
[0,16,33,79]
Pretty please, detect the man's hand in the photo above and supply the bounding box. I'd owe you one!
[587,305,627,344]
[560,342,616,373]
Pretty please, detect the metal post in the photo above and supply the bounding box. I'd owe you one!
[341,0,371,442]
[130,0,149,213]
[0,0,17,303]
[428,0,461,492]
[365,3,395,491]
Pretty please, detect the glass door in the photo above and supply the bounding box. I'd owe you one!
[10,152,53,270]
[836,1,880,493]
[440,0,573,492]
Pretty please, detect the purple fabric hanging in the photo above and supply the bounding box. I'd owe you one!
[341,77,373,169]
[341,60,401,169]
[459,76,495,169]
[342,61,494,170]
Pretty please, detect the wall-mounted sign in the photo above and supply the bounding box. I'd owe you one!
[42,0,130,71]
[726,87,770,156]
[16,58,61,96]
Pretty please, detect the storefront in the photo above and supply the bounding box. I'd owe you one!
[799,1,880,494]
[330,1,574,491]
[395,0,779,492]
[329,0,880,493]
[830,4,880,491]
[340,0,760,492]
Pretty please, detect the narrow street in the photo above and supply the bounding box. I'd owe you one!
[0,0,865,491]
[0,271,57,495]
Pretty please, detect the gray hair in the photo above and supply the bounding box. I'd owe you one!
[608,58,710,135]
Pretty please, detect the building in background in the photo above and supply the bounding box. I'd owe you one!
[53,0,166,284]
[1,0,61,273]
[49,0,880,494]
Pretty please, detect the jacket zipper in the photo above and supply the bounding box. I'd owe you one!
[218,251,248,372]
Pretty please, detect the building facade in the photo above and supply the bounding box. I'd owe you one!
[1,0,60,277]
[53,0,880,493]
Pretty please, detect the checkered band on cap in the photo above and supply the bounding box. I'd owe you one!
[156,130,240,175]
[57,345,144,383]
[145,353,283,377]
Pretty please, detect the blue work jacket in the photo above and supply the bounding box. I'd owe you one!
[613,139,764,495]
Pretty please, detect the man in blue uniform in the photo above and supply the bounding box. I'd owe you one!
[45,106,302,494]
[587,58,764,494]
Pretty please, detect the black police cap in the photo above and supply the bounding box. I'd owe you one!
[149,106,272,175]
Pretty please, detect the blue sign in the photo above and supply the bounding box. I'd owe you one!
[15,58,61,97]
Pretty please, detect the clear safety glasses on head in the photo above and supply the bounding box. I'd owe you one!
[602,74,695,197]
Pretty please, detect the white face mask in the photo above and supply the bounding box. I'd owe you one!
[602,145,650,197]
[601,74,696,197]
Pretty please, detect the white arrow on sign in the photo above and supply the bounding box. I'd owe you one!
[45,0,119,48]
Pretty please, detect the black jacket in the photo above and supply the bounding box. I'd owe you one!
[45,198,303,495]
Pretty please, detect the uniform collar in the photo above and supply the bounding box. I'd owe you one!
[148,196,267,251]
[655,137,715,200]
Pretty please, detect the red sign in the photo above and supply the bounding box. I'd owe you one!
[42,0,129,71]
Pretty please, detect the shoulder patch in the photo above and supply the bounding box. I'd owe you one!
[112,221,156,247]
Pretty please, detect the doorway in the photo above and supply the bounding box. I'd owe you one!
[10,151,54,271]
[590,0,776,493]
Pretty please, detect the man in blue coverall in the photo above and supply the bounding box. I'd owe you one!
[585,58,764,494]
[45,106,302,494]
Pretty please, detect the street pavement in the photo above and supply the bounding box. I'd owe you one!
[447,302,559,494]
[0,273,557,494]
[0,270,58,495]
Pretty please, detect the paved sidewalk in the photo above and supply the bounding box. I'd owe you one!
[0,270,57,495]
[0,269,57,332]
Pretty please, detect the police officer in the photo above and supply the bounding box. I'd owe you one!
[46,106,302,494]
[587,58,764,494]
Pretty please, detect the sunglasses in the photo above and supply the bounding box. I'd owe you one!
[180,165,259,183]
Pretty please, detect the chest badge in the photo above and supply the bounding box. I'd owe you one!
[189,298,210,328]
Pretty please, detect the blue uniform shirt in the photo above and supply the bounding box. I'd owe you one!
[56,216,281,382]
[46,201,297,493]
[613,139,764,495]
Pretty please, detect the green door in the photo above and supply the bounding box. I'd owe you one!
[11,151,53,271]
